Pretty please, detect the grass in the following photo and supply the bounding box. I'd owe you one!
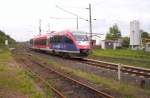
[0,47,12,62]
[91,48,150,68]
[92,48,150,60]
[25,70,53,98]
[52,64,150,98]
[0,65,46,98]
[0,47,47,98]
[32,54,150,98]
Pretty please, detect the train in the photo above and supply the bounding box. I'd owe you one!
[29,30,91,58]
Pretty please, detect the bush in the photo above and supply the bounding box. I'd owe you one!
[0,30,16,46]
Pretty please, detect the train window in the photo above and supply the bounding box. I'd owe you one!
[34,39,47,45]
[65,36,73,44]
[49,37,53,43]
[52,37,55,43]
[56,36,59,43]
[41,39,47,45]
[34,40,37,45]
[73,34,88,41]
[54,36,57,43]
[49,36,54,43]
[30,39,33,44]
[58,36,63,43]
[52,35,63,43]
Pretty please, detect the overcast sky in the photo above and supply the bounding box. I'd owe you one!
[0,0,150,41]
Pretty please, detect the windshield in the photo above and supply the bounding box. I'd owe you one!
[73,34,88,41]
[72,31,89,41]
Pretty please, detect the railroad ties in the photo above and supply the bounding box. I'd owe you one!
[20,53,115,98]
[82,58,150,79]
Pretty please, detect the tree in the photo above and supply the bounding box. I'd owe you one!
[106,24,121,40]
[0,30,6,45]
[122,37,129,48]
[0,30,16,45]
[140,30,150,45]
[141,31,149,38]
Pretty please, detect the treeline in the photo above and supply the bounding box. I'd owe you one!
[106,24,130,48]
[0,30,16,46]
[106,24,150,48]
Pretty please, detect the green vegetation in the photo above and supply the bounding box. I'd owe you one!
[140,30,150,45]
[0,47,12,62]
[32,54,150,98]
[92,49,150,60]
[51,64,149,98]
[105,24,130,48]
[0,48,46,98]
[25,70,53,98]
[91,49,150,68]
[122,37,130,48]
[0,30,16,46]
[106,24,121,40]
[62,68,149,98]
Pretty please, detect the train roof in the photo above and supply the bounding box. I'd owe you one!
[33,34,49,39]
[32,30,88,40]
[49,30,87,35]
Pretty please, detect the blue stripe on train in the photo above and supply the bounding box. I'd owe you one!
[50,43,79,51]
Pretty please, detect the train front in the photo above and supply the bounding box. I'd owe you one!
[72,32,91,57]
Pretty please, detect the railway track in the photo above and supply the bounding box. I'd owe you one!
[15,46,150,79]
[25,49,150,79]
[26,68,66,98]
[17,53,115,98]
[12,48,115,98]
[12,48,150,98]
[26,49,150,79]
[13,49,66,98]
[31,60,114,98]
[79,58,150,79]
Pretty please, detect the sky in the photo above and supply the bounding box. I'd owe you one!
[0,0,150,41]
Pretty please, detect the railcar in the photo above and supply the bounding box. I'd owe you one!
[30,30,91,57]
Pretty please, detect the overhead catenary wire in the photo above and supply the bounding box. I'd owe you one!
[50,17,78,19]
[50,17,89,20]
[56,5,88,22]
[55,5,87,9]
[92,0,106,6]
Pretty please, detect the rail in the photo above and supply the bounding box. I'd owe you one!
[82,58,150,78]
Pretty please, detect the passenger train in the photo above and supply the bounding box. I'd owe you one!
[30,30,91,57]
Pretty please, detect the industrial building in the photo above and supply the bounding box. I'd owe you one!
[92,35,102,46]
[91,33,123,49]
[130,20,141,50]
[101,39,122,50]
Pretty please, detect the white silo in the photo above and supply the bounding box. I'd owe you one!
[130,20,141,50]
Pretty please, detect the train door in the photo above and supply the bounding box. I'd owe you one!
[64,35,77,51]
[52,35,64,50]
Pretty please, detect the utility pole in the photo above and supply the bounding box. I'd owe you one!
[48,23,50,32]
[39,19,41,35]
[89,3,92,44]
[76,16,78,31]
